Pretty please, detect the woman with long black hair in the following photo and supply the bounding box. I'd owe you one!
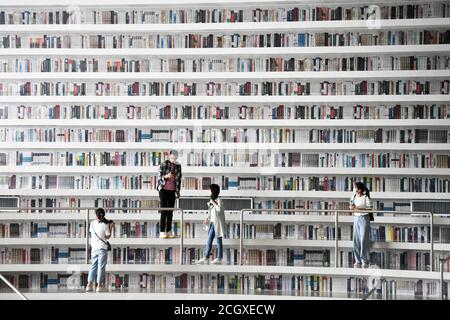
[350,182,373,268]
[196,184,226,265]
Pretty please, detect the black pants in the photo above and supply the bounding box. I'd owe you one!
[159,189,176,232]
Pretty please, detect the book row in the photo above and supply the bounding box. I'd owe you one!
[3,151,450,169]
[3,104,448,120]
[1,4,448,25]
[15,197,402,213]
[0,272,445,298]
[2,55,449,72]
[1,220,443,243]
[3,128,448,143]
[1,246,447,272]
[2,174,450,193]
[2,30,449,49]
[2,80,448,96]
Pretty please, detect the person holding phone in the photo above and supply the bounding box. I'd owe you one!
[157,150,182,239]
[196,184,226,265]
[350,182,373,268]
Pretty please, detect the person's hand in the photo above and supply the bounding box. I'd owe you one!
[203,218,209,225]
[349,205,356,210]
[164,172,173,179]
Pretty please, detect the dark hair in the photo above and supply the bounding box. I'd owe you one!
[355,182,370,198]
[95,207,109,224]
[209,184,220,200]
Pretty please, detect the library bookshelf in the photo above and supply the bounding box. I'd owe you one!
[0,0,449,299]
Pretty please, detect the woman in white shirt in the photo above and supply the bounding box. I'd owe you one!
[197,184,226,265]
[350,182,373,268]
[86,208,114,292]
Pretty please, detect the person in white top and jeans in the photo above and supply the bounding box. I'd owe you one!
[197,184,226,265]
[350,182,373,269]
[86,208,114,292]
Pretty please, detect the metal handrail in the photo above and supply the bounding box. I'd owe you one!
[0,274,28,300]
[0,207,183,264]
[0,205,445,298]
[362,278,387,300]
[239,208,435,271]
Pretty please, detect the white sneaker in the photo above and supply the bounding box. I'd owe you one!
[354,262,362,268]
[362,262,370,269]
[166,231,176,238]
[196,257,209,264]
[85,286,94,293]
[159,232,166,239]
[211,258,222,265]
[96,286,108,293]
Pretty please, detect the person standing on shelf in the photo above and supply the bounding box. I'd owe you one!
[157,150,182,239]
[350,182,374,269]
[197,183,226,265]
[86,208,114,293]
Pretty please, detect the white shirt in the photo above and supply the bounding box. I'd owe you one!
[89,220,111,251]
[351,194,373,216]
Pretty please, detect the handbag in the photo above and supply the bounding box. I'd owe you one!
[92,223,112,251]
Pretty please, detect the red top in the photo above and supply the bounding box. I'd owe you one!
[163,163,176,191]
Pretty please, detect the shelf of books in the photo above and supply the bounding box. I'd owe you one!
[0,0,449,299]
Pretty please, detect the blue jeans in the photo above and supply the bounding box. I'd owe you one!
[88,249,107,285]
[204,223,223,259]
[353,215,371,265]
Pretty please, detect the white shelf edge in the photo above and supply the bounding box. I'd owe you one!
[0,142,448,151]
[1,70,449,80]
[0,189,450,200]
[2,19,450,33]
[0,119,448,128]
[0,95,448,103]
[1,45,449,57]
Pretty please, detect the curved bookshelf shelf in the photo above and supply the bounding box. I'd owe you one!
[0,265,449,281]
[1,45,449,57]
[2,19,449,33]
[0,189,449,199]
[0,95,448,104]
[0,119,448,128]
[1,142,448,151]
[1,70,448,80]
[0,212,449,225]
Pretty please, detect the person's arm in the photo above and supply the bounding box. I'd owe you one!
[204,202,212,224]
[175,164,182,197]
[104,223,112,240]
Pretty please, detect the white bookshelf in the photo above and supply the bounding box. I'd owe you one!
[1,46,449,57]
[1,70,449,80]
[1,212,449,225]
[0,0,449,299]
[2,0,439,6]
[0,189,449,200]
[0,95,448,103]
[2,238,446,250]
[1,19,449,32]
[1,265,449,281]
[1,142,448,151]
[0,119,448,128]
[1,166,449,176]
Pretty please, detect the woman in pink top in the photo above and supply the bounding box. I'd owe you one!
[157,150,182,239]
